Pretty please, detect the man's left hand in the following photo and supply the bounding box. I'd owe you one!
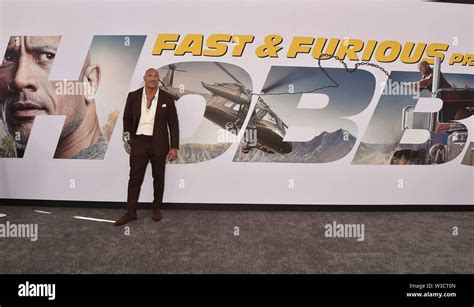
[167,148,178,162]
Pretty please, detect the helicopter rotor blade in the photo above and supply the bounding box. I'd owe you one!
[158,66,187,73]
[215,62,245,85]
[261,69,309,93]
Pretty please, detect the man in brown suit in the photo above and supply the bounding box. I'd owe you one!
[114,68,179,226]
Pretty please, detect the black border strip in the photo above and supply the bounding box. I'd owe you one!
[0,198,472,211]
[429,0,473,4]
[0,274,472,301]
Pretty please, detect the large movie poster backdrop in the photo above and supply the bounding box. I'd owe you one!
[0,1,472,204]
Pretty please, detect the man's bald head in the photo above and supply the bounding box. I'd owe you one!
[143,68,159,90]
[418,61,432,77]
[145,68,159,76]
[80,52,92,78]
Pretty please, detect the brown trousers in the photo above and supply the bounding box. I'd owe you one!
[127,135,166,212]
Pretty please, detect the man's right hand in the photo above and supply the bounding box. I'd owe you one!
[123,132,131,155]
[123,141,131,155]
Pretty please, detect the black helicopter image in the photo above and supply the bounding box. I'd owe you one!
[158,62,292,154]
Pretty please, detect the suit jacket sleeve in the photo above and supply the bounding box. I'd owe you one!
[167,96,180,149]
[123,92,133,137]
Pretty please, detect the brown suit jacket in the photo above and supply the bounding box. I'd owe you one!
[123,87,179,155]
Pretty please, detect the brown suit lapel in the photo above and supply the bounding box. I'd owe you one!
[154,89,167,121]
[134,88,143,125]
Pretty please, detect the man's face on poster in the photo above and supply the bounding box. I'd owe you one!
[417,62,431,78]
[0,36,86,149]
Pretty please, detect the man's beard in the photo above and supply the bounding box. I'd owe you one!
[2,91,50,149]
[2,91,87,151]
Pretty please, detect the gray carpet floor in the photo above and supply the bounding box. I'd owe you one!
[0,206,473,274]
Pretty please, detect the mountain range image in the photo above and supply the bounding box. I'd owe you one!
[174,130,434,165]
[233,129,357,163]
[175,142,232,164]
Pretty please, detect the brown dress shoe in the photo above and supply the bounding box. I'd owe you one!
[152,208,162,222]
[114,211,137,226]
